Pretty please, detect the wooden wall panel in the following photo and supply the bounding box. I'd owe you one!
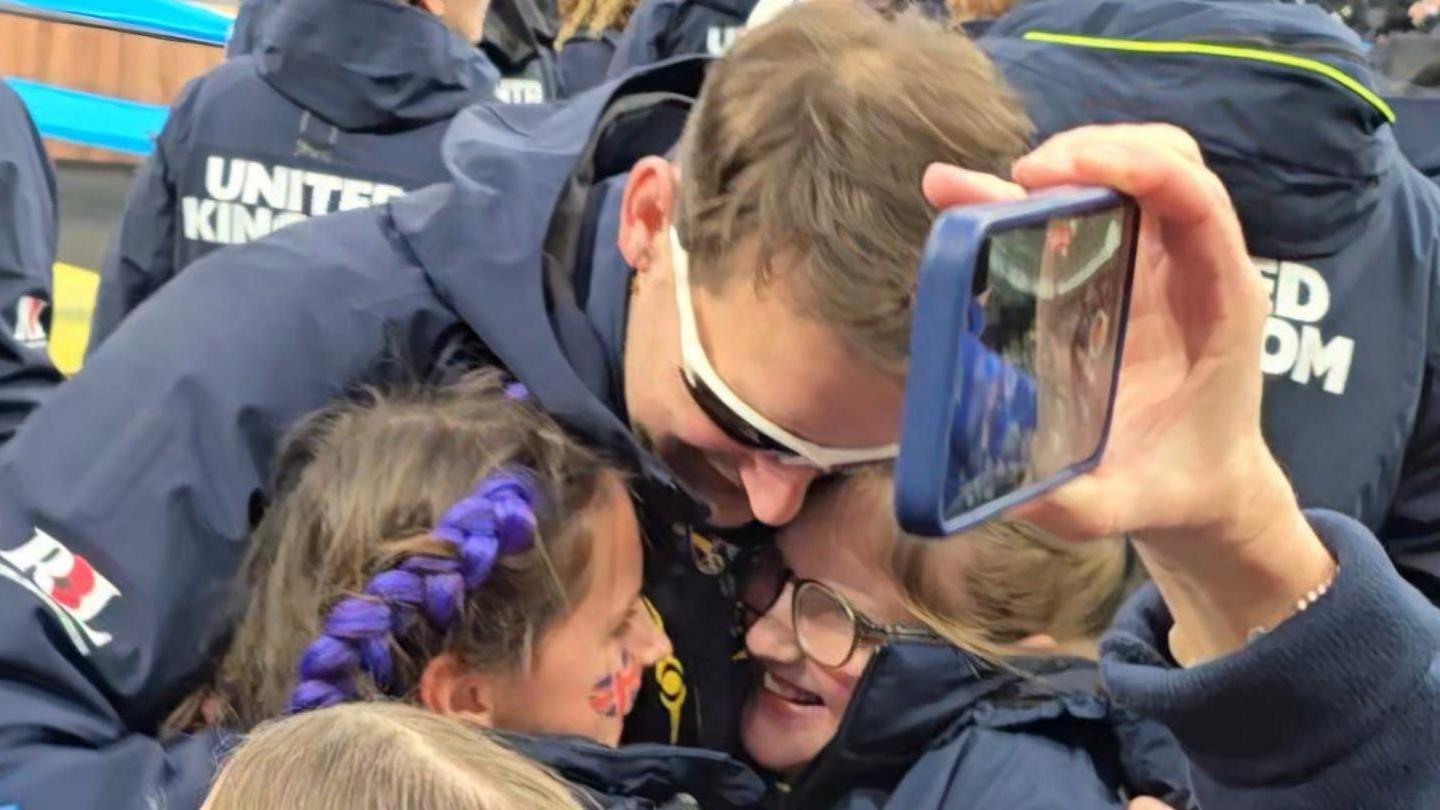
[0,13,224,164]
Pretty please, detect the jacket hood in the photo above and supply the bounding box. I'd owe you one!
[983,0,1399,258]
[254,0,499,132]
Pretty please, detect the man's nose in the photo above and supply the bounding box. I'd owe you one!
[738,457,820,526]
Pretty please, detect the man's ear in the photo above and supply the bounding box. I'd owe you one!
[619,157,680,274]
[413,0,448,15]
[419,652,499,726]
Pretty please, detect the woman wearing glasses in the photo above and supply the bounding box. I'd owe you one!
[735,474,1188,808]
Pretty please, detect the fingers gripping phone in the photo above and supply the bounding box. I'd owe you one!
[895,187,1139,538]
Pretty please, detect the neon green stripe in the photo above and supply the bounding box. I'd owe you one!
[1022,31,1396,123]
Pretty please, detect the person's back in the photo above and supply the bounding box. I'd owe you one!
[980,0,1440,594]
[0,80,63,442]
[87,0,500,352]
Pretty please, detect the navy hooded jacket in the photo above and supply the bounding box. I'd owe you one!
[980,0,1440,574]
[606,0,946,76]
[0,81,62,444]
[507,650,1192,810]
[229,0,566,102]
[520,510,1440,810]
[87,0,501,352]
[0,59,750,809]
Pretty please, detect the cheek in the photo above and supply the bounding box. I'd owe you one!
[817,657,867,720]
[587,650,642,719]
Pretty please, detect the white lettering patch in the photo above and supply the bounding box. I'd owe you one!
[707,25,741,56]
[181,156,406,248]
[495,79,546,105]
[1254,258,1355,396]
[0,529,121,654]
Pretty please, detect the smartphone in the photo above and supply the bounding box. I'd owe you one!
[895,187,1139,538]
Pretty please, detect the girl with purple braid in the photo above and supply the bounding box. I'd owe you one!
[165,369,672,747]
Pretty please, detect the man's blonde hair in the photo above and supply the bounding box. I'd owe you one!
[676,1,1032,373]
[203,702,583,810]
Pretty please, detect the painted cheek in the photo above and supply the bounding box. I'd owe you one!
[587,652,643,718]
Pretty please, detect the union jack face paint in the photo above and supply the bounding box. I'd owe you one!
[588,652,642,718]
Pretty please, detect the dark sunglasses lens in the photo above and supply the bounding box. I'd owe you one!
[794,582,857,667]
[682,370,797,457]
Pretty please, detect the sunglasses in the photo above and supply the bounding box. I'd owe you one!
[669,228,900,471]
[739,545,947,668]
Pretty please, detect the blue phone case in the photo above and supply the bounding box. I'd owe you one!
[895,187,1139,538]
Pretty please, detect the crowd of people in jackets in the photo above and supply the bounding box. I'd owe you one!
[1,0,1439,807]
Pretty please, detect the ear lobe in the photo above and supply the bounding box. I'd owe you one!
[420,652,498,726]
[619,157,678,273]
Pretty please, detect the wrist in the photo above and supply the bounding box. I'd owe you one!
[1134,448,1337,665]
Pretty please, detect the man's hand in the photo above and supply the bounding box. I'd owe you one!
[922,124,1335,664]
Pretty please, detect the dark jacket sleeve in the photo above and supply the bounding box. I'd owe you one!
[1101,509,1440,809]
[0,81,64,443]
[86,84,193,355]
[0,208,459,808]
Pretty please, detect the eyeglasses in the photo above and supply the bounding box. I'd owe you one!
[669,228,899,472]
[739,545,947,668]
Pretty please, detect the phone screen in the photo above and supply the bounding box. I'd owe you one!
[945,204,1135,517]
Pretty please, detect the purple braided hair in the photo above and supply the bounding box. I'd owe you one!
[288,472,540,714]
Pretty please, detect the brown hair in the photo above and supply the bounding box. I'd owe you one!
[202,702,584,810]
[675,2,1032,373]
[946,0,1017,22]
[168,370,615,733]
[556,0,640,45]
[824,473,1131,661]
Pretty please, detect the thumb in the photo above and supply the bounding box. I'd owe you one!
[1129,799,1177,810]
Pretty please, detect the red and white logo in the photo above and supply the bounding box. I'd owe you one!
[0,529,120,653]
[13,295,47,350]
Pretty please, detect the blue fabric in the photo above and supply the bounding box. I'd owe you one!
[606,0,948,74]
[504,648,1193,810]
[0,60,718,808]
[559,33,621,96]
[1,0,230,44]
[0,81,63,443]
[1389,94,1440,185]
[1103,510,1440,808]
[5,78,167,156]
[981,0,1440,559]
[86,0,501,352]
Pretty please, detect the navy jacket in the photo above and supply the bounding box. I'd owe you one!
[507,649,1191,810]
[606,0,947,75]
[981,0,1440,567]
[526,510,1440,810]
[0,81,62,444]
[609,0,754,75]
[229,0,564,103]
[0,60,748,809]
[560,32,625,96]
[88,0,501,352]
[1102,511,1440,808]
[484,0,568,102]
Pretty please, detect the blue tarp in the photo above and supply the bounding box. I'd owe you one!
[0,0,230,45]
[7,78,167,155]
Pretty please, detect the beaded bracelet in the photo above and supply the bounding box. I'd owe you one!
[1246,564,1340,643]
